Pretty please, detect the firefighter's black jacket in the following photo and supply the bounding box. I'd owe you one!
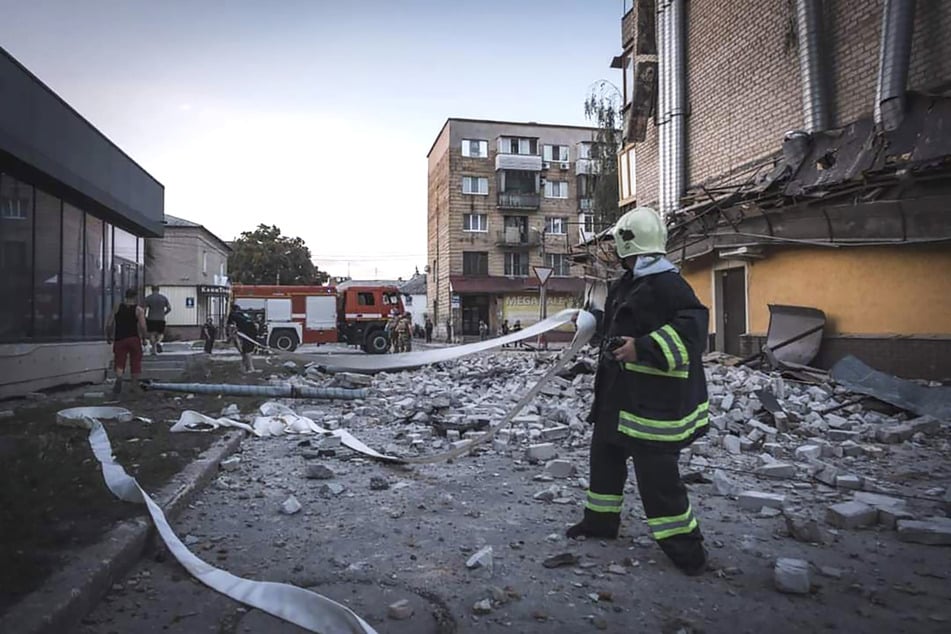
[588,268,710,451]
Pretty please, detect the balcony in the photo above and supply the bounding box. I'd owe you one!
[497,192,540,210]
[495,153,543,171]
[495,228,541,248]
[575,158,601,175]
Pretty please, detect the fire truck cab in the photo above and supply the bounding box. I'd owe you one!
[231,284,403,354]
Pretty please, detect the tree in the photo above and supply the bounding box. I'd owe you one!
[229,224,328,285]
[584,81,622,233]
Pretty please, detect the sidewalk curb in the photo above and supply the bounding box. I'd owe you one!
[0,430,245,634]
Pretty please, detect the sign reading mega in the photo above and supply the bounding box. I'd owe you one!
[501,294,577,329]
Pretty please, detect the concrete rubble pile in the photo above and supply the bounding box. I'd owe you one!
[247,350,950,556]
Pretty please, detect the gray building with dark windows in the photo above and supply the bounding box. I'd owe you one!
[0,46,164,398]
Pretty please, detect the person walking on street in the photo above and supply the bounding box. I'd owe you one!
[144,285,171,354]
[511,319,522,348]
[478,320,488,341]
[424,316,433,343]
[566,207,710,577]
[200,317,218,354]
[385,311,399,352]
[445,317,453,344]
[105,288,147,396]
[500,319,510,347]
[227,304,258,373]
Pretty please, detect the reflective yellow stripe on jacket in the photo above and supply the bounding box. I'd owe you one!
[648,324,689,372]
[617,401,709,442]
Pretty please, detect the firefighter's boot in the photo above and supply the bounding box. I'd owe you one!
[566,508,620,540]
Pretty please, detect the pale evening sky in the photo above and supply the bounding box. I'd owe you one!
[1,0,622,280]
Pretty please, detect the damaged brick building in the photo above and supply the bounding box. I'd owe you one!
[614,0,951,379]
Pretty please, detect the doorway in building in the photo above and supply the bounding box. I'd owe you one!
[716,267,747,356]
[461,295,489,336]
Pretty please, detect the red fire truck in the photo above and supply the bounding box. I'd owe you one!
[231,284,404,354]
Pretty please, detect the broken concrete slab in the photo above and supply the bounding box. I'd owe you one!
[723,435,742,454]
[280,495,302,515]
[795,445,822,461]
[305,464,335,480]
[876,424,914,444]
[387,599,414,620]
[525,443,557,462]
[738,491,786,511]
[466,546,493,570]
[896,518,951,545]
[825,501,877,529]
[785,514,826,543]
[539,425,571,441]
[544,460,577,479]
[774,558,811,595]
[754,462,796,479]
[835,474,864,490]
[713,470,739,496]
[908,416,940,436]
[316,482,346,498]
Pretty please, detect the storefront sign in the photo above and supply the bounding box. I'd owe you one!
[198,285,231,296]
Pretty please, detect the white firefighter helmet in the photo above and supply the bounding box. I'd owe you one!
[611,206,667,259]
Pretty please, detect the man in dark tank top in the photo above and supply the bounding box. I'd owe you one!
[106,288,148,395]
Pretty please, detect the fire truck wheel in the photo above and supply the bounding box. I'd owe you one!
[269,329,299,352]
[364,329,389,355]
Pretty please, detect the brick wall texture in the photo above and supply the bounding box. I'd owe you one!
[631,0,951,207]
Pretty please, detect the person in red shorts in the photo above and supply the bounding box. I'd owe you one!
[106,288,148,396]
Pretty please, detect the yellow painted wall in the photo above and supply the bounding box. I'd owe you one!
[746,245,951,335]
[681,257,714,333]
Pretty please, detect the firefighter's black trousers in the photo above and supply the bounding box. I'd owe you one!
[584,438,705,570]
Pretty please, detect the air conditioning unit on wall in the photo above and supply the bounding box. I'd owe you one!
[560,162,569,170]
[543,161,551,169]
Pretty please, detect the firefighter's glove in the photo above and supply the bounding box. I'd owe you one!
[606,336,637,363]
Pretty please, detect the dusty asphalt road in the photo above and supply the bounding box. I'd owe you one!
[73,364,950,634]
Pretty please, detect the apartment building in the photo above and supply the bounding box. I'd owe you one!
[427,119,599,339]
[611,0,951,379]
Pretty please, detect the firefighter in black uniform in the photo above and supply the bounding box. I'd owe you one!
[567,206,710,576]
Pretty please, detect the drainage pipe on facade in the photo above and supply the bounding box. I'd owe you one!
[657,0,686,217]
[795,0,830,132]
[875,0,917,132]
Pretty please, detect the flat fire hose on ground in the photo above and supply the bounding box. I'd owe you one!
[58,407,377,634]
[68,310,595,632]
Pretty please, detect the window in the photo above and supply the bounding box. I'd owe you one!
[543,145,569,162]
[544,181,568,199]
[462,176,488,195]
[463,213,487,232]
[498,137,538,155]
[34,188,61,338]
[202,252,208,274]
[504,252,529,277]
[84,214,104,337]
[463,251,488,276]
[357,292,375,306]
[545,217,568,235]
[384,293,401,305]
[0,173,33,339]
[583,213,595,233]
[461,139,488,158]
[62,203,85,338]
[546,253,571,277]
[577,142,593,160]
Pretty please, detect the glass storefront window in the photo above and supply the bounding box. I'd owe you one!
[0,171,145,343]
[34,189,62,338]
[84,214,104,337]
[0,173,34,340]
[114,227,138,301]
[62,203,85,338]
